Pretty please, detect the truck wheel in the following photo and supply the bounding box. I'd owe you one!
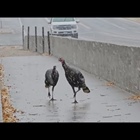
[73,33,78,38]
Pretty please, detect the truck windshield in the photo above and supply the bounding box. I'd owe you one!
[52,18,75,22]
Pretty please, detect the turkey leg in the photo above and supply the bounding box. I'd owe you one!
[50,86,56,101]
[48,87,51,98]
[75,87,81,94]
[72,87,78,103]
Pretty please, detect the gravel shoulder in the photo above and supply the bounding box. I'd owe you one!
[0,46,41,57]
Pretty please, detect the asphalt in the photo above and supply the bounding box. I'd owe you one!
[0,18,22,46]
[1,18,140,47]
[78,18,140,47]
[18,18,140,47]
[1,55,140,122]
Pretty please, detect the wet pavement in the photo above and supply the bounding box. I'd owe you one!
[1,55,140,122]
[0,18,22,46]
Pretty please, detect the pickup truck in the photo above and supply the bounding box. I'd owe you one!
[47,18,79,38]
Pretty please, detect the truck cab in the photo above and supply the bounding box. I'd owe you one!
[47,18,79,38]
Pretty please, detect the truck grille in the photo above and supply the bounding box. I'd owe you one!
[58,31,72,34]
[57,25,72,30]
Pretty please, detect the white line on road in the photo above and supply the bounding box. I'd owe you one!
[18,18,26,35]
[79,22,91,29]
[124,18,140,26]
[18,18,23,28]
[102,19,126,30]
[45,18,49,22]
[101,31,140,40]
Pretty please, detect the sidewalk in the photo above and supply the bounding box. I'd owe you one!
[1,48,140,122]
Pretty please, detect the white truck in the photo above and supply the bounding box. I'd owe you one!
[47,18,79,38]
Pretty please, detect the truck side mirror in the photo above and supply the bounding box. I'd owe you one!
[47,20,51,24]
[76,19,80,23]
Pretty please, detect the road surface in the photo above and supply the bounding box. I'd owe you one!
[0,18,22,46]
[78,18,140,47]
[1,18,140,47]
[20,17,140,47]
[1,53,140,122]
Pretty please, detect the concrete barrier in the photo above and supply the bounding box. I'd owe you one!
[50,36,140,95]
[23,35,140,95]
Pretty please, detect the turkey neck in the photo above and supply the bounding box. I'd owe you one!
[62,61,69,72]
[52,67,56,74]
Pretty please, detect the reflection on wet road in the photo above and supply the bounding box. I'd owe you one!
[46,101,60,122]
[69,103,90,122]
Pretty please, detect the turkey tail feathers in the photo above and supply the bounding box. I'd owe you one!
[82,86,90,93]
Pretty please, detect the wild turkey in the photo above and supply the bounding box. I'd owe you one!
[58,58,90,103]
[45,66,59,101]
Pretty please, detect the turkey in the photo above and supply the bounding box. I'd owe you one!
[58,57,90,103]
[45,66,59,101]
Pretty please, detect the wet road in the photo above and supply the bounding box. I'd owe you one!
[21,18,140,47]
[78,18,140,47]
[0,18,22,46]
[1,18,140,47]
[20,18,49,36]
[1,55,140,122]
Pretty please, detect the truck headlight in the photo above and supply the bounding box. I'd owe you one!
[71,25,77,29]
[52,25,58,29]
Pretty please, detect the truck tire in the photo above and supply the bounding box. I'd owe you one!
[73,33,78,38]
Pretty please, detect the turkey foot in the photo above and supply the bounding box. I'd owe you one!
[72,100,78,104]
[50,98,56,101]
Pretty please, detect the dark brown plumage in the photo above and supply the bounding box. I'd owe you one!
[58,57,90,103]
[45,66,59,101]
